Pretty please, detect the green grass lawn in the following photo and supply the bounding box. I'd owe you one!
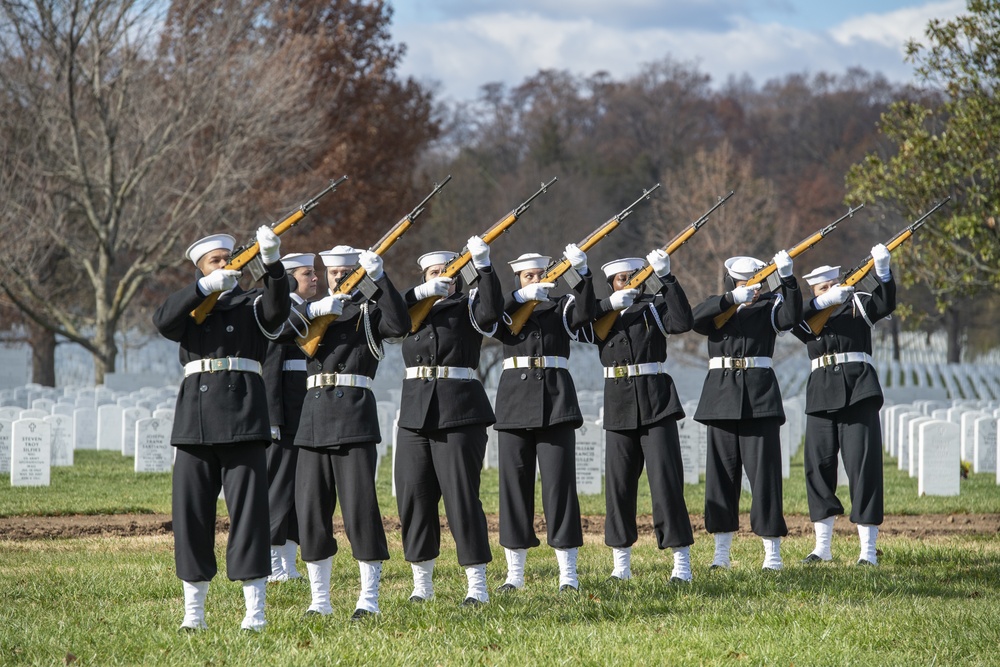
[1,448,998,665]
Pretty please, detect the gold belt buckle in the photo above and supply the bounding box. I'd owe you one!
[729,358,746,370]
[209,358,228,372]
[425,366,439,379]
[613,366,628,379]
[529,357,543,369]
[822,353,837,367]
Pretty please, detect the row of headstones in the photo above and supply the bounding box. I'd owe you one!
[881,399,1000,497]
[875,361,1000,401]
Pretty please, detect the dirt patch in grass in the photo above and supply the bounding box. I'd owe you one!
[1,512,997,541]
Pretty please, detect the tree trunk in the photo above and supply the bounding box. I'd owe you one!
[945,306,962,364]
[28,320,56,387]
[890,313,901,362]
[93,320,118,386]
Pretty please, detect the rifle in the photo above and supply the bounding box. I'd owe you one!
[296,176,453,357]
[804,197,950,334]
[190,176,348,324]
[506,183,661,336]
[407,177,558,333]
[711,203,863,330]
[592,190,734,340]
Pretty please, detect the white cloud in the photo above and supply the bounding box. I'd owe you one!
[394,2,967,101]
[830,0,965,50]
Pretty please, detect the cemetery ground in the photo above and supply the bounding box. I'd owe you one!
[1,453,999,666]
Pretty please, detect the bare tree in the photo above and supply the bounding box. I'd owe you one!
[648,140,781,304]
[0,0,325,383]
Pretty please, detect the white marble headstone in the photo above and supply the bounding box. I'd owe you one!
[960,411,988,463]
[73,408,98,450]
[918,420,960,496]
[45,414,74,467]
[973,417,997,474]
[574,421,603,495]
[11,418,51,486]
[676,418,700,485]
[134,418,173,473]
[97,404,123,451]
[0,418,11,473]
[121,407,151,456]
[908,416,934,478]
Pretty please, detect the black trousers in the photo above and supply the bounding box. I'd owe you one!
[804,397,884,525]
[605,418,694,550]
[395,425,492,566]
[172,443,270,582]
[294,443,389,563]
[704,418,788,538]
[497,424,583,550]
[266,436,299,545]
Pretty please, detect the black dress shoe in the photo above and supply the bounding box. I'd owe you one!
[801,553,825,564]
[460,597,485,607]
[495,583,519,593]
[856,559,877,566]
[559,584,579,593]
[350,609,375,622]
[408,595,428,603]
[302,610,323,617]
[604,575,627,584]
[669,576,690,584]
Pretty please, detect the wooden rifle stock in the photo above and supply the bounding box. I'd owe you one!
[593,190,734,340]
[297,177,453,356]
[804,197,949,334]
[712,204,863,330]
[190,176,348,324]
[408,177,558,333]
[507,184,661,336]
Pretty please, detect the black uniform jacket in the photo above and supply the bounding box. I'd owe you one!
[398,266,504,431]
[792,275,896,415]
[291,274,410,448]
[593,276,693,431]
[691,275,802,424]
[263,293,309,437]
[153,261,291,445]
[492,271,597,431]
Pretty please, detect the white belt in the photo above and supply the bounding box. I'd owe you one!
[282,359,307,372]
[306,373,373,390]
[708,356,772,370]
[810,351,873,371]
[603,362,663,379]
[503,356,569,371]
[184,357,262,377]
[405,366,476,380]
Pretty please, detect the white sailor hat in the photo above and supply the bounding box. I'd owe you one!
[803,264,841,286]
[185,234,236,266]
[418,251,458,271]
[318,245,359,268]
[601,257,645,278]
[280,253,316,270]
[725,256,765,280]
[508,253,550,273]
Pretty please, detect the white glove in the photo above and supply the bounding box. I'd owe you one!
[306,293,349,319]
[609,288,639,311]
[359,250,383,281]
[413,277,452,301]
[872,243,891,281]
[564,243,588,273]
[646,249,670,277]
[730,284,760,305]
[514,282,555,303]
[813,284,855,310]
[468,235,490,269]
[256,226,281,265]
[773,250,793,278]
[270,426,281,441]
[197,268,241,295]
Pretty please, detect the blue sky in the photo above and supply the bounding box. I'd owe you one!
[388,0,966,102]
